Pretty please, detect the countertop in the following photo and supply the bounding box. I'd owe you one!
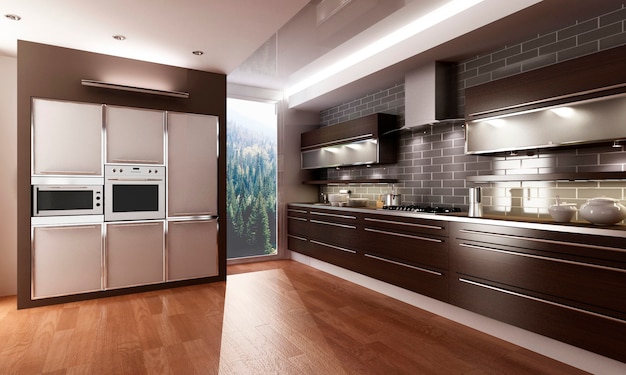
[289,203,626,238]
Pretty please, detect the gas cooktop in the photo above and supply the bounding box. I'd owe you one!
[382,205,462,214]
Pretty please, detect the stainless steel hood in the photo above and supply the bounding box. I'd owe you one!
[465,92,626,154]
[402,62,462,129]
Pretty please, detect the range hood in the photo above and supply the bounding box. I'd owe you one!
[403,62,462,129]
[465,92,626,154]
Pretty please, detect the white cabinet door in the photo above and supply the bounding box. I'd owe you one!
[32,99,103,176]
[106,106,164,164]
[167,112,218,217]
[105,221,164,289]
[167,219,218,281]
[32,224,102,299]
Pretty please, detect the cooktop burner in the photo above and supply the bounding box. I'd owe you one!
[382,205,462,214]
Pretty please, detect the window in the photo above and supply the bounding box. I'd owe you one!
[226,98,277,259]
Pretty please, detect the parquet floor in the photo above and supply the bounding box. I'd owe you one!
[0,260,588,374]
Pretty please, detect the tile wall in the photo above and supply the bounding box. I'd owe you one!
[320,4,626,219]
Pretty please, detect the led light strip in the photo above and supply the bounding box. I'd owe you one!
[81,79,189,98]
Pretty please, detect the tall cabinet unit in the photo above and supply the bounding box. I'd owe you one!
[32,98,103,176]
[166,112,219,281]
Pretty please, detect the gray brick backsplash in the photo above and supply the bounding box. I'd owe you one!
[318,4,626,210]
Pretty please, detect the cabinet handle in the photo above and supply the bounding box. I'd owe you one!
[109,158,161,164]
[36,225,99,231]
[288,209,307,214]
[458,242,626,274]
[301,133,374,150]
[365,217,444,231]
[310,219,356,229]
[310,211,356,220]
[168,219,217,225]
[458,278,626,324]
[287,216,307,222]
[109,222,161,228]
[364,228,443,243]
[458,229,626,254]
[169,212,217,217]
[310,240,356,254]
[37,170,99,175]
[287,234,307,242]
[106,178,164,182]
[365,253,443,276]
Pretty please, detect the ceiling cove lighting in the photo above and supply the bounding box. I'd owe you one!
[81,79,189,98]
[286,0,484,97]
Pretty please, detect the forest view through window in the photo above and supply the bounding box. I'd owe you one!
[226,98,277,259]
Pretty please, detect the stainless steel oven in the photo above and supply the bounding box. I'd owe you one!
[104,165,165,221]
[32,178,103,217]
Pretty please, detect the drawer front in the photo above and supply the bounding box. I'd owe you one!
[287,215,309,238]
[364,215,448,237]
[287,234,310,255]
[451,238,626,316]
[361,226,447,269]
[286,206,308,219]
[450,275,626,363]
[361,252,448,301]
[308,214,358,249]
[307,238,360,271]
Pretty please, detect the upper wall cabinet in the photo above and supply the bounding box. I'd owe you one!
[300,113,398,169]
[106,106,165,165]
[32,98,103,176]
[167,112,218,217]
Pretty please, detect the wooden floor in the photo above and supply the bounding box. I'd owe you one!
[0,260,588,374]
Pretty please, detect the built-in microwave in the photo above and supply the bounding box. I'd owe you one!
[32,184,103,217]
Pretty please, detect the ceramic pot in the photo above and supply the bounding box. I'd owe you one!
[548,203,577,223]
[579,197,626,225]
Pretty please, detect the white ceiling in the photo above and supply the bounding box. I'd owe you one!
[2,0,625,111]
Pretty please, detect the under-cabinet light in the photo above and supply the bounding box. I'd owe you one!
[81,79,189,98]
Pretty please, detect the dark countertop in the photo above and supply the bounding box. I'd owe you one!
[289,203,626,238]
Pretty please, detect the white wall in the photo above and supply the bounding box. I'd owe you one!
[0,56,17,296]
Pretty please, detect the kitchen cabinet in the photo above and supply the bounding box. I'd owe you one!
[465,44,626,120]
[167,219,218,281]
[167,112,218,217]
[105,221,164,289]
[287,205,450,301]
[449,221,626,363]
[360,213,449,301]
[32,223,102,299]
[300,113,398,170]
[287,207,311,255]
[32,98,103,176]
[106,106,165,164]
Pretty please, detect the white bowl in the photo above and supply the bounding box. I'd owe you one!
[548,204,577,223]
[328,193,348,203]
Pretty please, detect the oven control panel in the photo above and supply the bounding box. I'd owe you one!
[105,165,165,178]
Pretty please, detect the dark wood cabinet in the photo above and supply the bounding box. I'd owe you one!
[449,221,626,363]
[288,203,626,362]
[287,205,450,302]
[465,44,626,119]
[360,214,449,301]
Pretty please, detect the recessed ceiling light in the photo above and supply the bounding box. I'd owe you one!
[5,14,21,21]
[112,35,126,41]
[192,50,204,56]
